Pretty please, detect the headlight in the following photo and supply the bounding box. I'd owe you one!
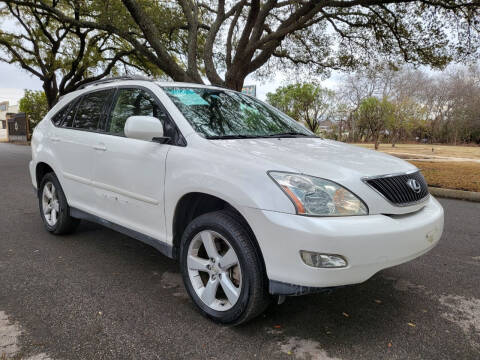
[269,172,368,216]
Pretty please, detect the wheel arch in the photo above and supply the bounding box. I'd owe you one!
[171,192,267,276]
[35,162,55,189]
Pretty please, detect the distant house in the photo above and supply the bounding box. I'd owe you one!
[241,85,256,97]
[317,119,334,133]
[0,101,19,142]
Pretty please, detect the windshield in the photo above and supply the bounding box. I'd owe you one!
[162,87,314,139]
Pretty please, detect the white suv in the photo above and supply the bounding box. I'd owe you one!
[29,77,444,324]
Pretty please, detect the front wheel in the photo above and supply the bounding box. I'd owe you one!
[180,210,270,325]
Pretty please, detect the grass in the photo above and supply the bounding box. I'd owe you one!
[409,161,480,192]
[355,143,480,160]
[351,143,480,192]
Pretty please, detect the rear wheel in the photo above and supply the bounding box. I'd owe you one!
[38,173,79,234]
[180,210,270,325]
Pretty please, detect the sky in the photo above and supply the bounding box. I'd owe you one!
[0,60,342,105]
[0,62,43,105]
[0,17,43,105]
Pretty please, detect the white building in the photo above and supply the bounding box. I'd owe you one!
[0,101,19,142]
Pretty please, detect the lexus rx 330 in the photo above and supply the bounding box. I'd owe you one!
[29,78,444,324]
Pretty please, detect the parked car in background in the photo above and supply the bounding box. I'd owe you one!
[29,77,444,324]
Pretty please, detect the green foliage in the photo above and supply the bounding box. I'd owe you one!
[387,98,424,146]
[266,83,335,132]
[19,90,48,131]
[357,97,395,149]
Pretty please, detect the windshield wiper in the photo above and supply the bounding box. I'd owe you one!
[206,134,260,140]
[206,132,316,140]
[265,132,316,138]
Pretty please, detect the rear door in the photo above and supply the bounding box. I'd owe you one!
[53,88,115,212]
[91,86,171,242]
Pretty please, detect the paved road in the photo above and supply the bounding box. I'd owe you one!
[1,143,479,360]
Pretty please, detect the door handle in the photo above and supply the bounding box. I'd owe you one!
[93,144,107,151]
[49,136,60,142]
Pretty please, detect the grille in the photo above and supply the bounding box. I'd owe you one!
[364,171,429,206]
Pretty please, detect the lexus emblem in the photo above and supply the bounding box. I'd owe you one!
[407,179,421,193]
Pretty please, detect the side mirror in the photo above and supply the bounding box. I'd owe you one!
[124,116,164,142]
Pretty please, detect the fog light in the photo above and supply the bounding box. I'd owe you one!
[300,251,347,268]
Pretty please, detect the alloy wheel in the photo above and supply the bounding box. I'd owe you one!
[42,181,60,226]
[187,230,242,311]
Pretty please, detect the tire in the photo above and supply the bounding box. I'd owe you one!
[180,210,270,325]
[38,172,80,235]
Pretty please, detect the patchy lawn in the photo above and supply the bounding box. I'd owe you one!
[355,143,480,160]
[409,161,480,192]
[351,143,480,191]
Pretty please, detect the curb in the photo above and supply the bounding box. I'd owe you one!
[429,187,480,202]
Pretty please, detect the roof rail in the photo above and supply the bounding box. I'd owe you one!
[77,75,153,90]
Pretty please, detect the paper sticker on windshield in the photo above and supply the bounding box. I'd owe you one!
[167,89,208,105]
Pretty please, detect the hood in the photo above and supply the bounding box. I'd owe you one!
[208,137,426,215]
[209,137,416,181]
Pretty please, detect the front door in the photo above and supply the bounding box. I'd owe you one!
[92,86,170,243]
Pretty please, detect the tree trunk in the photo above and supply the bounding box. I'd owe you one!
[224,72,245,91]
[43,82,58,109]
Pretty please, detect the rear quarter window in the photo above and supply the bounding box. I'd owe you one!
[51,101,73,126]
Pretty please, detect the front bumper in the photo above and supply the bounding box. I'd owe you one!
[241,196,444,294]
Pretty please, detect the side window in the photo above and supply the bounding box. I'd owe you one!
[73,89,114,131]
[108,88,165,136]
[51,103,71,126]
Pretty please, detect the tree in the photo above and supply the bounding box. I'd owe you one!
[338,62,480,145]
[266,82,335,132]
[387,68,428,146]
[0,2,154,108]
[332,102,351,141]
[357,97,394,149]
[388,99,421,147]
[19,89,48,132]
[4,0,480,91]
